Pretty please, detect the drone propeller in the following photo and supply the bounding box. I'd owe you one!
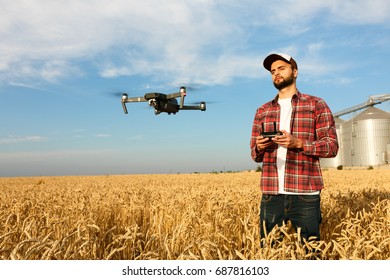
[106,91,126,99]
[186,100,215,104]
[178,83,204,91]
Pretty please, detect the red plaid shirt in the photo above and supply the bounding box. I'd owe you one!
[250,91,338,194]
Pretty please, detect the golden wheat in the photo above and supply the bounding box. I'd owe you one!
[0,170,389,260]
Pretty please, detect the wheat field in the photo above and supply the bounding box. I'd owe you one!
[0,169,389,260]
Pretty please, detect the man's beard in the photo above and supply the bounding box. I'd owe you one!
[273,74,294,90]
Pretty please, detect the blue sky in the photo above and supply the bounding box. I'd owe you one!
[1,0,390,177]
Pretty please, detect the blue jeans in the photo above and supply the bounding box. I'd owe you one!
[259,194,322,241]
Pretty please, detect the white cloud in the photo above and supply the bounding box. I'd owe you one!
[327,0,390,24]
[129,134,145,141]
[95,134,111,138]
[248,0,390,27]
[1,0,389,86]
[0,135,46,144]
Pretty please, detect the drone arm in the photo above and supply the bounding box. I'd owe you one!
[180,102,206,111]
[121,94,147,114]
[125,97,147,102]
[179,86,186,108]
[165,92,182,99]
[165,87,187,108]
[121,101,128,114]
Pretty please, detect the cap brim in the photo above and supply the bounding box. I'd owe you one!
[263,54,291,71]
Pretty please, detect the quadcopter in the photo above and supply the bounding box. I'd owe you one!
[121,86,206,115]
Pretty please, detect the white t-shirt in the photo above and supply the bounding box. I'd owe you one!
[277,97,319,195]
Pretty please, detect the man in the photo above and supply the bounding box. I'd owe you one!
[250,53,338,243]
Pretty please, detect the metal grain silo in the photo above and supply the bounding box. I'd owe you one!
[340,106,390,167]
[320,117,344,168]
[385,144,390,164]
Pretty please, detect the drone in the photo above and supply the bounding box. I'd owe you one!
[121,86,206,115]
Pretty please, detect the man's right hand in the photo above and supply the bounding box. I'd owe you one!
[256,136,274,152]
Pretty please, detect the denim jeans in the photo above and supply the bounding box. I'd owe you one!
[259,194,322,241]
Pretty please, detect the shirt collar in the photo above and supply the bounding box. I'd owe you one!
[272,90,301,104]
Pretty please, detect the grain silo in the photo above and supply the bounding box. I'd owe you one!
[386,144,390,164]
[340,106,390,167]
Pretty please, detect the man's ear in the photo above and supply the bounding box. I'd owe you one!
[293,68,298,78]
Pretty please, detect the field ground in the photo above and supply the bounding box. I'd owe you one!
[0,169,389,260]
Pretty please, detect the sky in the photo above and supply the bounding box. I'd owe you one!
[1,0,390,177]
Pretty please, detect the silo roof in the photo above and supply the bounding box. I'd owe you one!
[349,106,390,121]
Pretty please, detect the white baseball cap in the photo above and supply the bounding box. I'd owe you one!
[263,53,298,71]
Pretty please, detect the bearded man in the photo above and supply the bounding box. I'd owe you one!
[250,53,339,243]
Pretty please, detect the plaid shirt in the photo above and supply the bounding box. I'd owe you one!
[250,91,338,194]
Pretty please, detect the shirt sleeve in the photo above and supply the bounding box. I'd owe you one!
[302,99,339,158]
[250,109,265,162]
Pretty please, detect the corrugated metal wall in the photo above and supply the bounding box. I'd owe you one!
[324,106,390,168]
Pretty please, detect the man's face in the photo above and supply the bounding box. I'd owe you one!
[270,60,297,90]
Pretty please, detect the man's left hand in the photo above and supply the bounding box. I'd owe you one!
[272,130,303,149]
